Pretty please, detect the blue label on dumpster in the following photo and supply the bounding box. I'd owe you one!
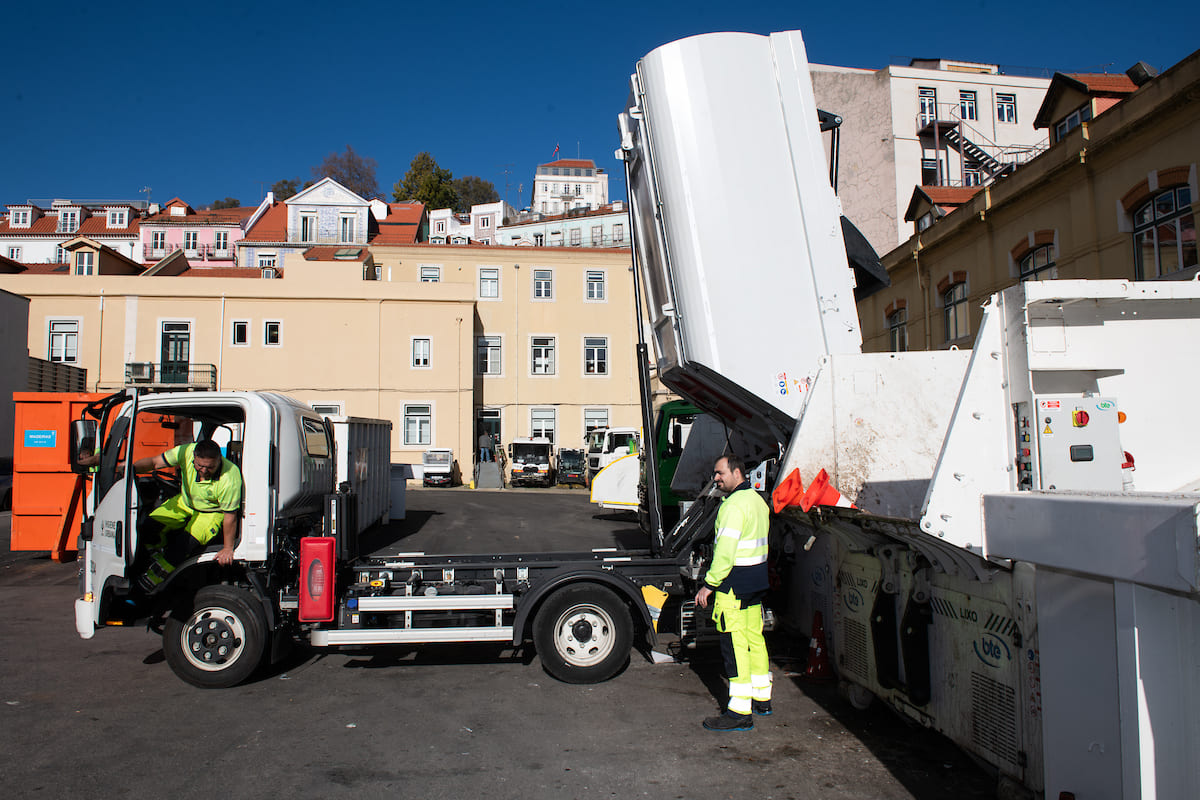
[24,430,58,448]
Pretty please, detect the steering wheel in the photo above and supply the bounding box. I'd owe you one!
[151,468,181,497]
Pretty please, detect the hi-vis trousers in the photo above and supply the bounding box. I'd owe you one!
[712,589,772,715]
[137,496,223,592]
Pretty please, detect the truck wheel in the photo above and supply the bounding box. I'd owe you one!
[163,585,267,689]
[534,584,632,684]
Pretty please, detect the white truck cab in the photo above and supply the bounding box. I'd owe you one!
[585,427,640,482]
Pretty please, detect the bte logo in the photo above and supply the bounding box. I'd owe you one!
[843,587,864,611]
[974,633,1011,668]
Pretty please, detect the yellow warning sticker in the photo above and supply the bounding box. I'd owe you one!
[1043,425,1053,435]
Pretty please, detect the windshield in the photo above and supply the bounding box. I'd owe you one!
[609,432,636,451]
[512,444,549,463]
[559,451,584,469]
[586,431,605,453]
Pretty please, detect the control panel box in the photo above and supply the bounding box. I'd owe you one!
[1021,396,1124,492]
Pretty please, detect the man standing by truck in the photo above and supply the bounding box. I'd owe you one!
[132,439,243,590]
[694,454,771,731]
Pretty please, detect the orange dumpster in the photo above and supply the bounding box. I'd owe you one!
[11,392,108,561]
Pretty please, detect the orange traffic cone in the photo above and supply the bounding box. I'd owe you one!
[771,468,805,513]
[798,468,857,512]
[803,611,835,681]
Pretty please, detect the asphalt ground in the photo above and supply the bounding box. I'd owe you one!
[0,488,996,800]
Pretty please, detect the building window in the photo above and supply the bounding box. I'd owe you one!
[919,87,937,125]
[584,337,608,375]
[48,320,79,363]
[574,185,582,196]
[264,320,282,347]
[612,224,625,243]
[55,246,67,264]
[184,231,198,251]
[959,90,977,121]
[258,253,277,269]
[152,231,166,251]
[584,408,609,437]
[586,270,606,301]
[403,404,431,446]
[963,162,983,187]
[1133,186,1196,279]
[531,336,556,375]
[435,220,445,233]
[570,229,581,246]
[479,267,499,298]
[74,251,95,275]
[887,309,907,353]
[479,217,491,229]
[922,158,940,186]
[231,320,250,347]
[412,338,431,368]
[533,269,553,299]
[477,336,501,375]
[419,264,441,282]
[214,231,228,253]
[7,247,20,261]
[340,215,356,243]
[943,281,969,342]
[591,226,603,245]
[1055,104,1093,141]
[311,403,343,417]
[531,407,556,443]
[58,211,78,233]
[108,209,127,227]
[533,233,545,246]
[11,210,30,226]
[301,214,317,241]
[1019,245,1057,281]
[996,93,1017,124]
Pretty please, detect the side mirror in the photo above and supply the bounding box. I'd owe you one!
[70,419,99,475]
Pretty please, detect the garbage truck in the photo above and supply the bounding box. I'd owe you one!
[617,28,1200,799]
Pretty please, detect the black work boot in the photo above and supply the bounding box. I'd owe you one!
[752,700,773,716]
[702,711,754,731]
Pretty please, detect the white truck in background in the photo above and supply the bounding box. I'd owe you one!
[619,29,1200,800]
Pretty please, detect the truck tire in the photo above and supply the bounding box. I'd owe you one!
[533,584,632,684]
[163,585,267,689]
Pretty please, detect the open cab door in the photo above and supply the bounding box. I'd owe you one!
[75,390,141,638]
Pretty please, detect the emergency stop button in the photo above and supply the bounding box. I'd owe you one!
[1072,410,1090,427]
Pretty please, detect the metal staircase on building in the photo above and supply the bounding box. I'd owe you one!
[936,125,1010,177]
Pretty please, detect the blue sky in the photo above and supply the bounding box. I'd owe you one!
[3,0,1194,212]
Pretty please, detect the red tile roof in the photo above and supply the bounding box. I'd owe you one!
[370,202,426,245]
[539,159,597,169]
[303,246,370,262]
[142,205,255,225]
[904,185,982,221]
[0,213,138,236]
[174,267,263,278]
[240,202,288,242]
[1063,73,1138,94]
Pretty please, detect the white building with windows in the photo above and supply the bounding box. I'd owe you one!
[530,159,609,215]
[0,199,143,265]
[428,201,517,245]
[497,203,630,249]
[810,59,1052,253]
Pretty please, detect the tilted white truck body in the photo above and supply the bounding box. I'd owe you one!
[620,29,1200,798]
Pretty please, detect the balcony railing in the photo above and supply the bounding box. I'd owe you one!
[124,362,217,390]
[143,243,235,262]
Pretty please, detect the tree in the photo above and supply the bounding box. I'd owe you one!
[311,145,379,199]
[393,152,458,210]
[451,176,499,212]
[210,197,240,209]
[270,178,302,202]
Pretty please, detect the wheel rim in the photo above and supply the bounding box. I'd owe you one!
[180,605,247,672]
[552,603,615,667]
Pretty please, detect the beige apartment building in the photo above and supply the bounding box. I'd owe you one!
[0,241,638,473]
[857,50,1199,353]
